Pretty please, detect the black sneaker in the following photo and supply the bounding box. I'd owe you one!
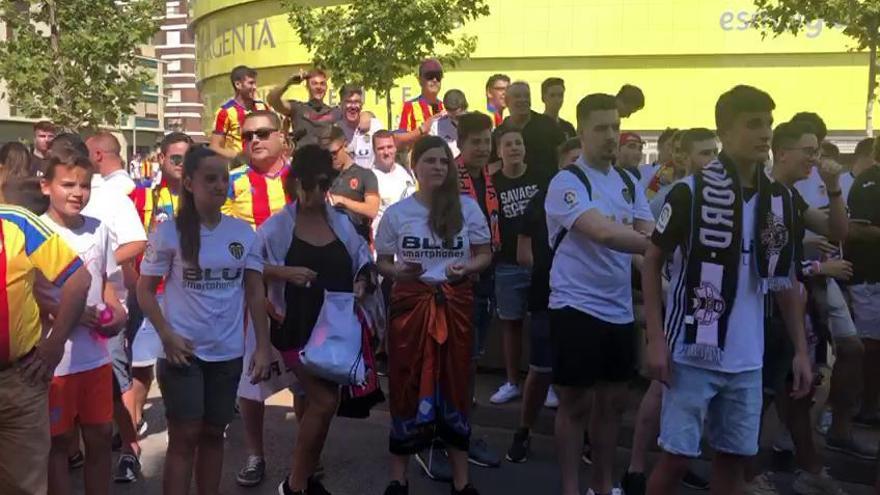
[505,428,530,463]
[682,469,710,490]
[276,477,302,495]
[451,483,480,495]
[307,476,332,495]
[621,471,646,495]
[415,444,452,482]
[236,455,266,487]
[113,453,140,483]
[467,438,500,467]
[384,481,409,495]
[68,450,84,470]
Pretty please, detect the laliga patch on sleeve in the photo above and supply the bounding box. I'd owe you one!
[563,189,578,208]
[656,203,672,234]
[143,242,156,262]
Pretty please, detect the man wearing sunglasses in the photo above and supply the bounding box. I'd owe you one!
[225,110,298,488]
[394,58,448,150]
[122,132,193,482]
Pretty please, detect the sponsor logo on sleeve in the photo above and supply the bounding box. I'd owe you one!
[656,203,672,234]
[563,190,578,208]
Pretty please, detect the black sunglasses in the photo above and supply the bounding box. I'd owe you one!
[242,128,278,142]
[422,71,443,82]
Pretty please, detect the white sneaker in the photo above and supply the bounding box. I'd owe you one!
[743,473,780,495]
[792,468,849,495]
[490,382,521,404]
[544,387,559,408]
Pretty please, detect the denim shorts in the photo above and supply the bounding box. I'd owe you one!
[659,363,762,457]
[494,263,531,321]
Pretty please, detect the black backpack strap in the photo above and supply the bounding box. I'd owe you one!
[551,165,592,257]
[615,167,637,207]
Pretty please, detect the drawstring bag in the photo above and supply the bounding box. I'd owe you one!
[299,290,366,385]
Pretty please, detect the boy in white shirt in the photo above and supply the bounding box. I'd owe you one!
[37,153,127,495]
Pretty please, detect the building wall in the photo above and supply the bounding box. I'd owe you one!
[158,0,206,141]
[191,0,873,148]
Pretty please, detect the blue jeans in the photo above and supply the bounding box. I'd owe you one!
[494,263,531,321]
[659,363,762,457]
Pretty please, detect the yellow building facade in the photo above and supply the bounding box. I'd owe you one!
[192,0,871,145]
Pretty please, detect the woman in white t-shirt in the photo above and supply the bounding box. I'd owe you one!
[137,147,271,495]
[375,136,492,495]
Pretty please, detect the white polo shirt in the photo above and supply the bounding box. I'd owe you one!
[545,156,653,323]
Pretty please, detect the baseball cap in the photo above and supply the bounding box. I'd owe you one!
[619,132,642,146]
[419,58,443,76]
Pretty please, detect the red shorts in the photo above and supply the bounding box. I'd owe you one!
[49,364,113,437]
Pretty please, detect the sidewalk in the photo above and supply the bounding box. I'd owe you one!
[70,371,877,494]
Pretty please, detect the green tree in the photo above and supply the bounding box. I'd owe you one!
[0,0,164,130]
[751,0,880,134]
[282,0,490,127]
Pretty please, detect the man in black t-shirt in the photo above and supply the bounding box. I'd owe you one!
[847,161,880,434]
[541,78,576,140]
[326,126,379,241]
[268,68,341,146]
[499,81,565,180]
[489,126,551,407]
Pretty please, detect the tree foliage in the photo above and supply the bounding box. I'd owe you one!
[282,0,490,125]
[0,0,164,130]
[751,0,880,133]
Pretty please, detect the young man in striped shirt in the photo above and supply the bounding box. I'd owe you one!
[211,66,269,159]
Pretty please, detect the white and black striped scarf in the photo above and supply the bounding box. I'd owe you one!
[681,154,795,363]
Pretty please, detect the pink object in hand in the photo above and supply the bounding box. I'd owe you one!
[91,304,114,341]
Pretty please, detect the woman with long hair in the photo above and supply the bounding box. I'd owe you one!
[137,147,271,495]
[258,144,374,495]
[376,136,492,495]
[0,141,35,177]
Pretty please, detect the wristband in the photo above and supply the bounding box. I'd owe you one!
[828,189,842,198]
[802,260,821,277]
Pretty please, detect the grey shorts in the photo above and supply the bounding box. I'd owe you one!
[108,332,132,396]
[812,278,857,340]
[850,283,880,341]
[157,357,243,427]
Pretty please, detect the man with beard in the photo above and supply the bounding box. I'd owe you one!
[211,66,269,158]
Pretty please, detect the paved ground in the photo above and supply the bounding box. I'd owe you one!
[72,374,879,494]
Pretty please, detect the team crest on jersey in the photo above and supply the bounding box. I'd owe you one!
[228,242,245,260]
[563,189,578,207]
[349,177,359,190]
[155,212,170,225]
[656,203,672,234]
[692,282,726,325]
[621,187,633,204]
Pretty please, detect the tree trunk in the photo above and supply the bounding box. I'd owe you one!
[385,87,393,130]
[867,40,877,136]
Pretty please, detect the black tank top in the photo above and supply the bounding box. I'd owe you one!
[270,236,353,351]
